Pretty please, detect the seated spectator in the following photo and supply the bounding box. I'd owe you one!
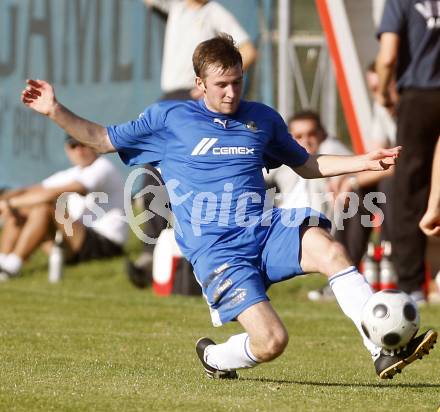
[0,136,128,280]
[265,110,352,223]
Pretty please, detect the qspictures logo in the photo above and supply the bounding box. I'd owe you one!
[54,168,388,245]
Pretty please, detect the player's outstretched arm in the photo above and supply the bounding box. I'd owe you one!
[21,79,115,154]
[293,146,401,179]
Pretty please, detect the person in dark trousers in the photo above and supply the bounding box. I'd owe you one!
[376,0,440,303]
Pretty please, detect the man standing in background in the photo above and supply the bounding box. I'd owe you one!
[376,0,440,303]
[144,0,257,100]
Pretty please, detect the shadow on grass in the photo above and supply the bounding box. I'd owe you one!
[240,377,440,389]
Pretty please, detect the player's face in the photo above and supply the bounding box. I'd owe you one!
[196,64,243,115]
[289,119,324,154]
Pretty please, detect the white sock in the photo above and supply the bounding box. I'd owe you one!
[205,333,260,371]
[2,254,23,275]
[329,266,381,357]
[0,253,6,267]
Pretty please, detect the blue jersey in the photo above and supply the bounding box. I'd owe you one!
[107,99,308,263]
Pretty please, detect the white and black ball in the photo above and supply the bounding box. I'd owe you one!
[361,290,420,350]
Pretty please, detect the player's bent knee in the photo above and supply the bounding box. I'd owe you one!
[327,240,347,261]
[256,331,289,362]
[319,240,351,276]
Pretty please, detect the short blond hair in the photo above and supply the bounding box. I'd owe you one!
[192,33,243,79]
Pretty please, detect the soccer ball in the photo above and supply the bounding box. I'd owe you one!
[361,290,420,350]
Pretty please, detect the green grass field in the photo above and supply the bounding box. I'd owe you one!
[1,237,439,412]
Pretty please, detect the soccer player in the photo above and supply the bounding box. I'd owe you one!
[21,34,437,379]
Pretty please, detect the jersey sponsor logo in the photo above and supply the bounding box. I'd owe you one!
[192,138,255,156]
[191,137,218,155]
[212,147,255,155]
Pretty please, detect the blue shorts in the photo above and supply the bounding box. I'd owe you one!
[193,207,331,326]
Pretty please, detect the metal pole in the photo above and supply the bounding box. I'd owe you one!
[278,0,290,120]
[321,47,337,137]
[260,0,274,107]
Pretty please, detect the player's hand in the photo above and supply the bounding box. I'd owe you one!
[364,146,402,171]
[21,79,57,117]
[419,207,440,237]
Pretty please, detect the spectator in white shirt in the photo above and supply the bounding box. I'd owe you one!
[0,136,128,280]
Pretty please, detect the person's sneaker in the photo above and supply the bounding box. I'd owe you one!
[195,337,238,380]
[307,285,335,302]
[0,265,19,281]
[125,258,152,289]
[374,329,437,379]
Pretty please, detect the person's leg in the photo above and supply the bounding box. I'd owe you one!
[36,210,87,259]
[377,176,394,243]
[300,225,437,379]
[0,208,27,273]
[128,164,169,286]
[333,186,375,267]
[0,207,29,255]
[300,226,379,355]
[197,223,376,377]
[1,204,54,275]
[53,217,87,256]
[203,301,288,373]
[12,204,54,260]
[237,301,288,362]
[141,164,169,255]
[194,251,282,377]
[314,188,375,302]
[392,89,440,294]
[2,203,86,275]
[198,212,335,376]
